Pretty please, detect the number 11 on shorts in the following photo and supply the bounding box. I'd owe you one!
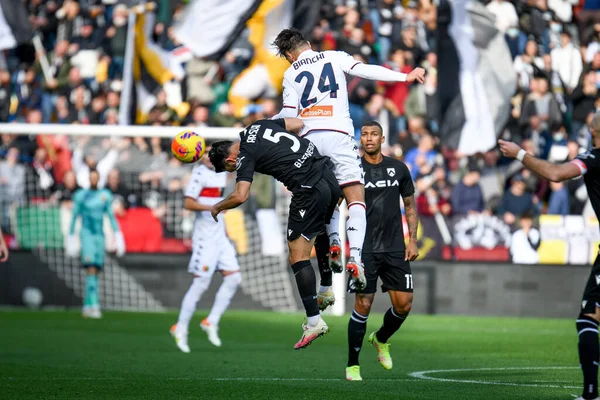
[405,274,413,289]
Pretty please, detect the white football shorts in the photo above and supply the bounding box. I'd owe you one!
[187,237,240,277]
[304,130,364,186]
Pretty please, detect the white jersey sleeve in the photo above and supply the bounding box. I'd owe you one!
[329,50,362,73]
[185,166,205,199]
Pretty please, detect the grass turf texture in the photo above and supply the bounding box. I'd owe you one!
[0,310,581,399]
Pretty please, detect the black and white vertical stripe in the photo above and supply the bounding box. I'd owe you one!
[436,0,515,156]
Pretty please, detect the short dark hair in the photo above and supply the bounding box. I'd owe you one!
[361,120,383,133]
[273,28,308,58]
[208,140,233,173]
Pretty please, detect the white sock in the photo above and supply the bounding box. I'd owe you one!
[318,285,331,294]
[177,276,210,333]
[307,315,320,327]
[347,202,366,261]
[326,206,341,245]
[207,272,241,326]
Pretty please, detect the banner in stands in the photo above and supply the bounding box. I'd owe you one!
[414,214,600,264]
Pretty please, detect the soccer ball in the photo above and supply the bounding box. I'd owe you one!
[171,131,206,163]
[22,287,43,309]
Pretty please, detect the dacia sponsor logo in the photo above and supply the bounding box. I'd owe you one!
[364,180,399,188]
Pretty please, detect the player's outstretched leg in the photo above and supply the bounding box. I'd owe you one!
[346,293,374,381]
[326,206,343,273]
[576,311,600,400]
[370,291,412,370]
[315,233,335,311]
[345,200,367,290]
[201,272,241,347]
[291,258,329,350]
[82,266,102,319]
[170,276,210,353]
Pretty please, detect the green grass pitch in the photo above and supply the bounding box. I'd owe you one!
[0,310,583,399]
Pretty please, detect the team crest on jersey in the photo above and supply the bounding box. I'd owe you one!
[203,265,209,272]
[387,168,396,177]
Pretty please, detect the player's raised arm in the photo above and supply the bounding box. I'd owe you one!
[66,191,82,257]
[272,76,300,119]
[183,164,214,212]
[349,62,425,84]
[283,118,304,135]
[334,51,425,83]
[498,139,583,182]
[103,191,125,257]
[211,181,251,221]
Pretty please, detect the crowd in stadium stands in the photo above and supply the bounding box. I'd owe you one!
[0,0,599,241]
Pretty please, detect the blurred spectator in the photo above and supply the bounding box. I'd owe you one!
[404,133,438,180]
[372,0,401,63]
[107,169,135,209]
[72,138,118,189]
[513,39,544,92]
[338,28,373,61]
[550,29,583,92]
[510,212,540,264]
[380,49,412,139]
[547,181,570,215]
[186,58,218,106]
[404,69,439,132]
[497,175,537,225]
[520,76,563,134]
[70,19,101,91]
[31,147,55,197]
[104,4,129,80]
[37,40,72,123]
[348,54,376,139]
[451,167,485,215]
[0,148,26,230]
[52,169,79,204]
[417,187,452,217]
[572,70,598,137]
[544,124,569,161]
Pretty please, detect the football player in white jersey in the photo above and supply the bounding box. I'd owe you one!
[170,152,242,353]
[272,28,424,299]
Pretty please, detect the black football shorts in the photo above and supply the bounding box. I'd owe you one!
[287,169,341,242]
[581,252,600,314]
[348,252,413,294]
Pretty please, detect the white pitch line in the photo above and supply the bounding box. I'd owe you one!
[408,366,581,389]
[1,377,415,382]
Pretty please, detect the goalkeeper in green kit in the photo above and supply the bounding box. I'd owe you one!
[66,169,125,319]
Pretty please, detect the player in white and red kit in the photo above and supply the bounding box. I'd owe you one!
[272,28,424,302]
[170,153,241,353]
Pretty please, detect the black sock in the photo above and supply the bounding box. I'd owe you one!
[376,307,408,343]
[348,309,368,366]
[577,314,599,399]
[315,233,332,287]
[291,260,319,317]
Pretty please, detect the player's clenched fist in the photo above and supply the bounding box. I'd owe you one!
[407,67,426,84]
[498,139,522,159]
